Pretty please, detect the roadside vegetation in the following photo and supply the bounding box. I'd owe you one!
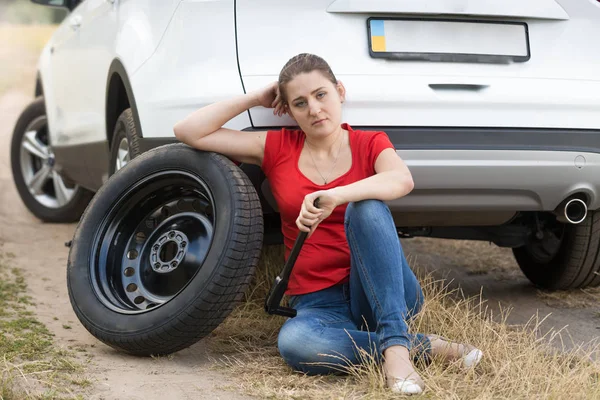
[0,245,90,400]
[207,244,600,399]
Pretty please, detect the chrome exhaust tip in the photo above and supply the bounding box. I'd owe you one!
[555,198,587,224]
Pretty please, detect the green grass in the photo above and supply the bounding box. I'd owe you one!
[0,249,89,399]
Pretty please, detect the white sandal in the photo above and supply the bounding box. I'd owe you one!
[387,377,423,395]
[428,334,484,369]
[462,347,484,369]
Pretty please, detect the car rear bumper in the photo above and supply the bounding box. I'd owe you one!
[364,126,599,213]
[236,126,600,215]
[140,127,600,218]
[391,148,599,213]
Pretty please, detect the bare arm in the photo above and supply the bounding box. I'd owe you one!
[296,149,414,236]
[332,148,414,204]
[173,82,282,166]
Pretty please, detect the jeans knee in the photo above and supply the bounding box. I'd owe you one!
[277,318,341,375]
[344,199,390,232]
[278,319,315,371]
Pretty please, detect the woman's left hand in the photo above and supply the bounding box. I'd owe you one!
[296,189,343,239]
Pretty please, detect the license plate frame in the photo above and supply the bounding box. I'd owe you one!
[367,17,530,64]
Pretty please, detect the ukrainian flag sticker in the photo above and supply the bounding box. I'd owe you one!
[370,20,386,52]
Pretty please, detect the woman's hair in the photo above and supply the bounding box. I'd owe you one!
[278,53,338,104]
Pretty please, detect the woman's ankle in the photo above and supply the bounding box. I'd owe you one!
[427,335,470,362]
[382,345,421,381]
[383,344,411,360]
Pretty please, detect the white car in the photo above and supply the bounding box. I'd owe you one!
[11,0,600,355]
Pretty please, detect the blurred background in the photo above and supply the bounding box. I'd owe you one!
[0,0,65,96]
[0,0,66,24]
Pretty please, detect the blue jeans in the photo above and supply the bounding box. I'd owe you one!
[277,199,431,375]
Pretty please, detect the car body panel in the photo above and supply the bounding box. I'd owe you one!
[326,0,570,20]
[34,0,600,216]
[236,0,600,129]
[63,0,117,147]
[117,0,182,77]
[40,0,183,148]
[45,7,81,148]
[393,149,599,212]
[131,0,250,140]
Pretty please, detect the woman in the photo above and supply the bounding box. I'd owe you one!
[173,53,482,395]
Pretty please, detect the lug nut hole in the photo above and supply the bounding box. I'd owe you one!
[135,232,146,244]
[126,283,138,292]
[127,250,138,260]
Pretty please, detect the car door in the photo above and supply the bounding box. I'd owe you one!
[66,0,118,147]
[46,0,87,149]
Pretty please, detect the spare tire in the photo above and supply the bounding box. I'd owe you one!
[67,143,263,356]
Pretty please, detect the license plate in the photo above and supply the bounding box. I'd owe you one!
[367,18,530,64]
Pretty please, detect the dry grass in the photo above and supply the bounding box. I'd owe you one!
[207,244,600,400]
[0,24,58,95]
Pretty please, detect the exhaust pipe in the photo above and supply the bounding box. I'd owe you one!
[554,198,588,224]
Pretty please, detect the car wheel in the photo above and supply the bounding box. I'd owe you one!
[67,143,263,356]
[109,108,141,175]
[10,96,93,222]
[512,211,600,290]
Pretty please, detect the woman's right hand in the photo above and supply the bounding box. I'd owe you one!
[253,81,287,117]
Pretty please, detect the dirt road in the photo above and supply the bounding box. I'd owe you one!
[1,90,597,399]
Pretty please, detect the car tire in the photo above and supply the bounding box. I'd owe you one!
[10,96,93,222]
[513,211,600,290]
[67,143,263,356]
[109,108,141,175]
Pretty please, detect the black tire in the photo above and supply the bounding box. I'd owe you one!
[513,211,600,290]
[108,108,141,175]
[10,96,93,222]
[67,143,263,356]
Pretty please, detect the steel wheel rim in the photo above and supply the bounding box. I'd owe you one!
[90,170,216,314]
[19,116,77,208]
[115,137,130,172]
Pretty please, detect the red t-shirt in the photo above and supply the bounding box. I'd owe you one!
[262,123,395,295]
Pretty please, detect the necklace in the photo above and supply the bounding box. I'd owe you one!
[305,132,345,185]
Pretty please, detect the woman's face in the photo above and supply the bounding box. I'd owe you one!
[284,70,346,137]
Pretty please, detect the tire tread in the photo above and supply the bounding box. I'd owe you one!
[513,210,600,290]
